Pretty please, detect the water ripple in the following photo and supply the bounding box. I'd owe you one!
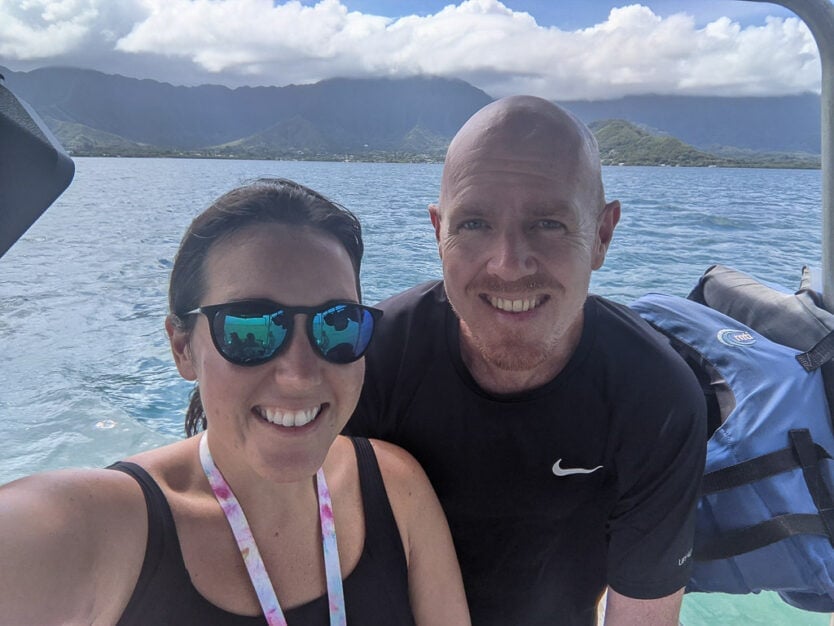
[0,159,821,484]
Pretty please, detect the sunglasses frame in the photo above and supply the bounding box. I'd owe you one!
[182,299,382,366]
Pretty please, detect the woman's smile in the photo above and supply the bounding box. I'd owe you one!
[254,404,324,428]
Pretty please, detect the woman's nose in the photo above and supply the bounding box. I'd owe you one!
[270,316,323,385]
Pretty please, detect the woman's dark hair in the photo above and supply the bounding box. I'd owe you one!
[168,178,364,436]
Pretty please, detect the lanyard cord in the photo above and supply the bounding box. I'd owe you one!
[199,434,347,626]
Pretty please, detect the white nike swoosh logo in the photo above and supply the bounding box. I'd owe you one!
[552,459,603,476]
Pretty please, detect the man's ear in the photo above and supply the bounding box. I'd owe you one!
[592,199,621,270]
[428,203,442,244]
[165,315,197,381]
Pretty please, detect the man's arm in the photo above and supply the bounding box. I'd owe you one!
[602,305,707,622]
[604,588,683,626]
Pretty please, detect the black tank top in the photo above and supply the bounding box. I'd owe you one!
[111,437,415,625]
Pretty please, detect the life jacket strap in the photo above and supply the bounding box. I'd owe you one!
[695,513,828,561]
[796,329,834,372]
[695,429,834,561]
[702,439,832,494]
[792,429,834,550]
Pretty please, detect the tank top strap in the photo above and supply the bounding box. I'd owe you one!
[349,437,407,564]
[107,461,182,621]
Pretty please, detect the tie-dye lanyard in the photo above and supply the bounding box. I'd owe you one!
[199,434,347,626]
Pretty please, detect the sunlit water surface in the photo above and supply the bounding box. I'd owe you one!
[0,157,825,624]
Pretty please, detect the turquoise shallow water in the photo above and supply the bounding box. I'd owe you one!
[0,157,826,624]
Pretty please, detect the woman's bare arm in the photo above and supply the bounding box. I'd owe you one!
[0,469,147,625]
[371,439,471,626]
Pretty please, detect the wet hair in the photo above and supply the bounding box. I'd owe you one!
[168,178,364,436]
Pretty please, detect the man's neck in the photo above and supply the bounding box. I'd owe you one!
[458,317,583,396]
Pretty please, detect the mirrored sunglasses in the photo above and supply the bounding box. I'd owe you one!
[183,299,383,366]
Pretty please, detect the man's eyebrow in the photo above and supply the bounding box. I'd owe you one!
[449,204,493,217]
[447,202,578,218]
[526,204,576,217]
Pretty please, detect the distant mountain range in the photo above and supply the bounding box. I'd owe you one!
[591,119,817,169]
[1,66,822,166]
[566,93,820,155]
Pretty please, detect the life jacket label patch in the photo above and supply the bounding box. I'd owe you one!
[716,329,756,347]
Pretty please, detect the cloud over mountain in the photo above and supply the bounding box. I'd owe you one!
[0,0,820,99]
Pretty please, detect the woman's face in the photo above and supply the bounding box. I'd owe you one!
[171,222,364,481]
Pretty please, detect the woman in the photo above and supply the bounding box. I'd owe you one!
[0,178,470,625]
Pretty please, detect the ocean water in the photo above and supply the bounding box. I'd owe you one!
[0,157,826,624]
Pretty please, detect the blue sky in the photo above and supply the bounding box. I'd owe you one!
[334,0,794,28]
[0,0,818,100]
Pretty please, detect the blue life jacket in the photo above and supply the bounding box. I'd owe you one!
[631,291,834,612]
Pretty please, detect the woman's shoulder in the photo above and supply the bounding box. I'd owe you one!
[328,435,435,520]
[1,465,147,525]
[356,438,439,542]
[0,466,149,623]
[364,437,430,486]
[0,438,203,557]
[124,435,203,493]
[330,435,431,490]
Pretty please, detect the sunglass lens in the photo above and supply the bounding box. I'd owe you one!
[312,304,376,363]
[213,308,289,364]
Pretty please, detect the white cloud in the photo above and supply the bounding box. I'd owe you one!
[0,0,100,57]
[0,0,821,99]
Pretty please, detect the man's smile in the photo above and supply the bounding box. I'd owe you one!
[483,294,548,313]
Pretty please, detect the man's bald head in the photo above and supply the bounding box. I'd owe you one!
[440,95,605,215]
[427,95,620,391]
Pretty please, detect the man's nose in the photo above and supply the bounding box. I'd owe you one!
[486,230,536,280]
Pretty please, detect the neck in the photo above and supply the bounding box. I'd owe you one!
[459,316,583,396]
[201,432,319,522]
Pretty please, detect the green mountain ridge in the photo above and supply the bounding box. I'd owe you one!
[46,117,161,156]
[592,120,733,167]
[50,115,821,169]
[591,120,819,169]
[214,116,332,158]
[4,66,822,168]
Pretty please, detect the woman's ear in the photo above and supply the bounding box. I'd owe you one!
[166,315,197,381]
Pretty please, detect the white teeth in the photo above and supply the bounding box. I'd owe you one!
[260,406,321,427]
[487,295,541,313]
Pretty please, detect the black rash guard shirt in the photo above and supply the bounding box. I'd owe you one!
[347,281,706,626]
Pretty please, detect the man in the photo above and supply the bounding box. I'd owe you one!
[347,95,706,625]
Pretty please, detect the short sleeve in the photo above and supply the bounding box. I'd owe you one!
[606,375,707,598]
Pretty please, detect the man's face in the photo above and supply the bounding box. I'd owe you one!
[431,135,618,380]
